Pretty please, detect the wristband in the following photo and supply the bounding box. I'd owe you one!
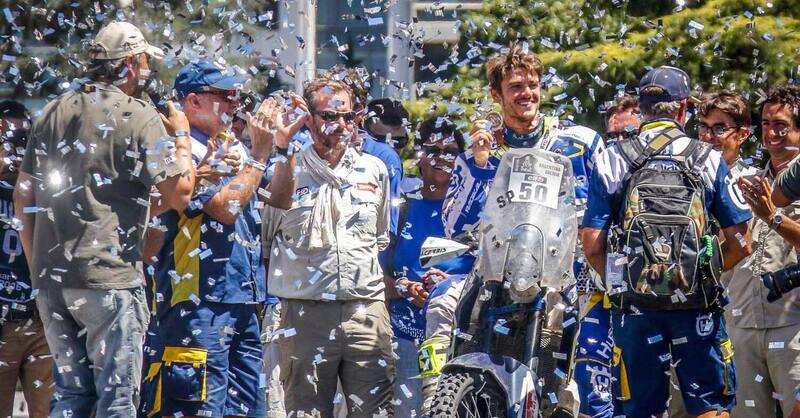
[273,145,290,157]
[174,130,189,138]
[245,158,267,171]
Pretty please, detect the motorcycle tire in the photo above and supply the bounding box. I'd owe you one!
[429,370,508,417]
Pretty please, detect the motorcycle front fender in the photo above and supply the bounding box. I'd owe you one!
[443,352,539,417]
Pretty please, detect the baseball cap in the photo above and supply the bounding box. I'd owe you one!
[89,21,164,60]
[638,66,699,105]
[174,60,249,100]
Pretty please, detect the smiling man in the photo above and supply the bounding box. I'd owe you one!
[442,43,603,417]
[729,84,800,418]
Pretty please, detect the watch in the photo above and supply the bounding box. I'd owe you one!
[770,213,784,230]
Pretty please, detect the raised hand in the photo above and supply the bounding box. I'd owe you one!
[469,119,494,168]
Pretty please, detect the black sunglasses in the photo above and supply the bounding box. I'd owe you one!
[422,145,460,158]
[315,110,357,123]
[604,130,638,142]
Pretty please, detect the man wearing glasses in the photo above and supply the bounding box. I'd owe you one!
[697,90,756,174]
[262,75,394,417]
[142,60,302,418]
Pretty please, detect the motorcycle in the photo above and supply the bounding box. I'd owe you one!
[420,147,579,417]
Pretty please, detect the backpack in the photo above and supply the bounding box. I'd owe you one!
[607,128,723,310]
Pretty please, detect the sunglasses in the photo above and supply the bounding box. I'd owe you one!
[698,123,738,138]
[198,89,240,103]
[422,145,460,158]
[315,110,357,123]
[604,130,638,142]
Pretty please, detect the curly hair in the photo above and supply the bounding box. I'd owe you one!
[486,43,543,92]
[761,84,800,128]
[698,90,750,127]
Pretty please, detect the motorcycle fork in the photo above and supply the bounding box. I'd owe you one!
[523,296,547,374]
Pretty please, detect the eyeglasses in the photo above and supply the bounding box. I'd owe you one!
[698,123,738,137]
[604,130,638,142]
[315,110,357,123]
[422,145,461,158]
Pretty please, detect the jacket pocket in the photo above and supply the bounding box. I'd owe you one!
[161,346,209,401]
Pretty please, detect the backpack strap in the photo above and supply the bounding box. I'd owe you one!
[628,127,685,171]
[684,140,714,174]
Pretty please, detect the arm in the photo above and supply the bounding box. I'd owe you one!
[262,94,308,210]
[142,226,165,264]
[442,153,495,239]
[775,158,800,207]
[581,227,608,279]
[739,175,800,248]
[202,97,307,223]
[155,102,196,212]
[376,163,391,251]
[13,172,34,273]
[721,222,752,270]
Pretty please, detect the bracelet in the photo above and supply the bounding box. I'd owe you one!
[245,158,267,171]
[394,277,408,294]
[274,145,290,157]
[174,130,189,138]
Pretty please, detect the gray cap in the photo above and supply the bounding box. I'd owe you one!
[89,21,164,60]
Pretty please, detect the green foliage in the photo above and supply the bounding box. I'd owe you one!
[420,0,800,132]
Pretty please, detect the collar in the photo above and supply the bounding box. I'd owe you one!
[639,118,685,134]
[81,81,126,96]
[190,127,210,146]
[501,116,547,148]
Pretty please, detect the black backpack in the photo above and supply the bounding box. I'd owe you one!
[607,128,723,310]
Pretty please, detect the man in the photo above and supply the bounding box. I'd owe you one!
[697,90,755,174]
[332,67,405,238]
[582,66,753,418]
[143,60,301,418]
[262,76,394,417]
[442,43,602,415]
[364,98,411,152]
[14,21,196,417]
[668,90,757,418]
[572,96,642,418]
[384,116,472,416]
[729,85,800,418]
[604,95,641,143]
[0,101,52,418]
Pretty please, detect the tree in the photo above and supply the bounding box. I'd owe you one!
[417,0,800,135]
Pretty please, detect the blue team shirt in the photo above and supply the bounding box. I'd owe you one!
[389,196,474,341]
[443,117,603,239]
[361,134,403,235]
[153,128,266,315]
[0,188,31,308]
[582,119,752,231]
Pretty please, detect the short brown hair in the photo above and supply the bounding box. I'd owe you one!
[303,77,353,113]
[327,64,370,109]
[606,95,640,122]
[486,43,543,92]
[698,90,750,127]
